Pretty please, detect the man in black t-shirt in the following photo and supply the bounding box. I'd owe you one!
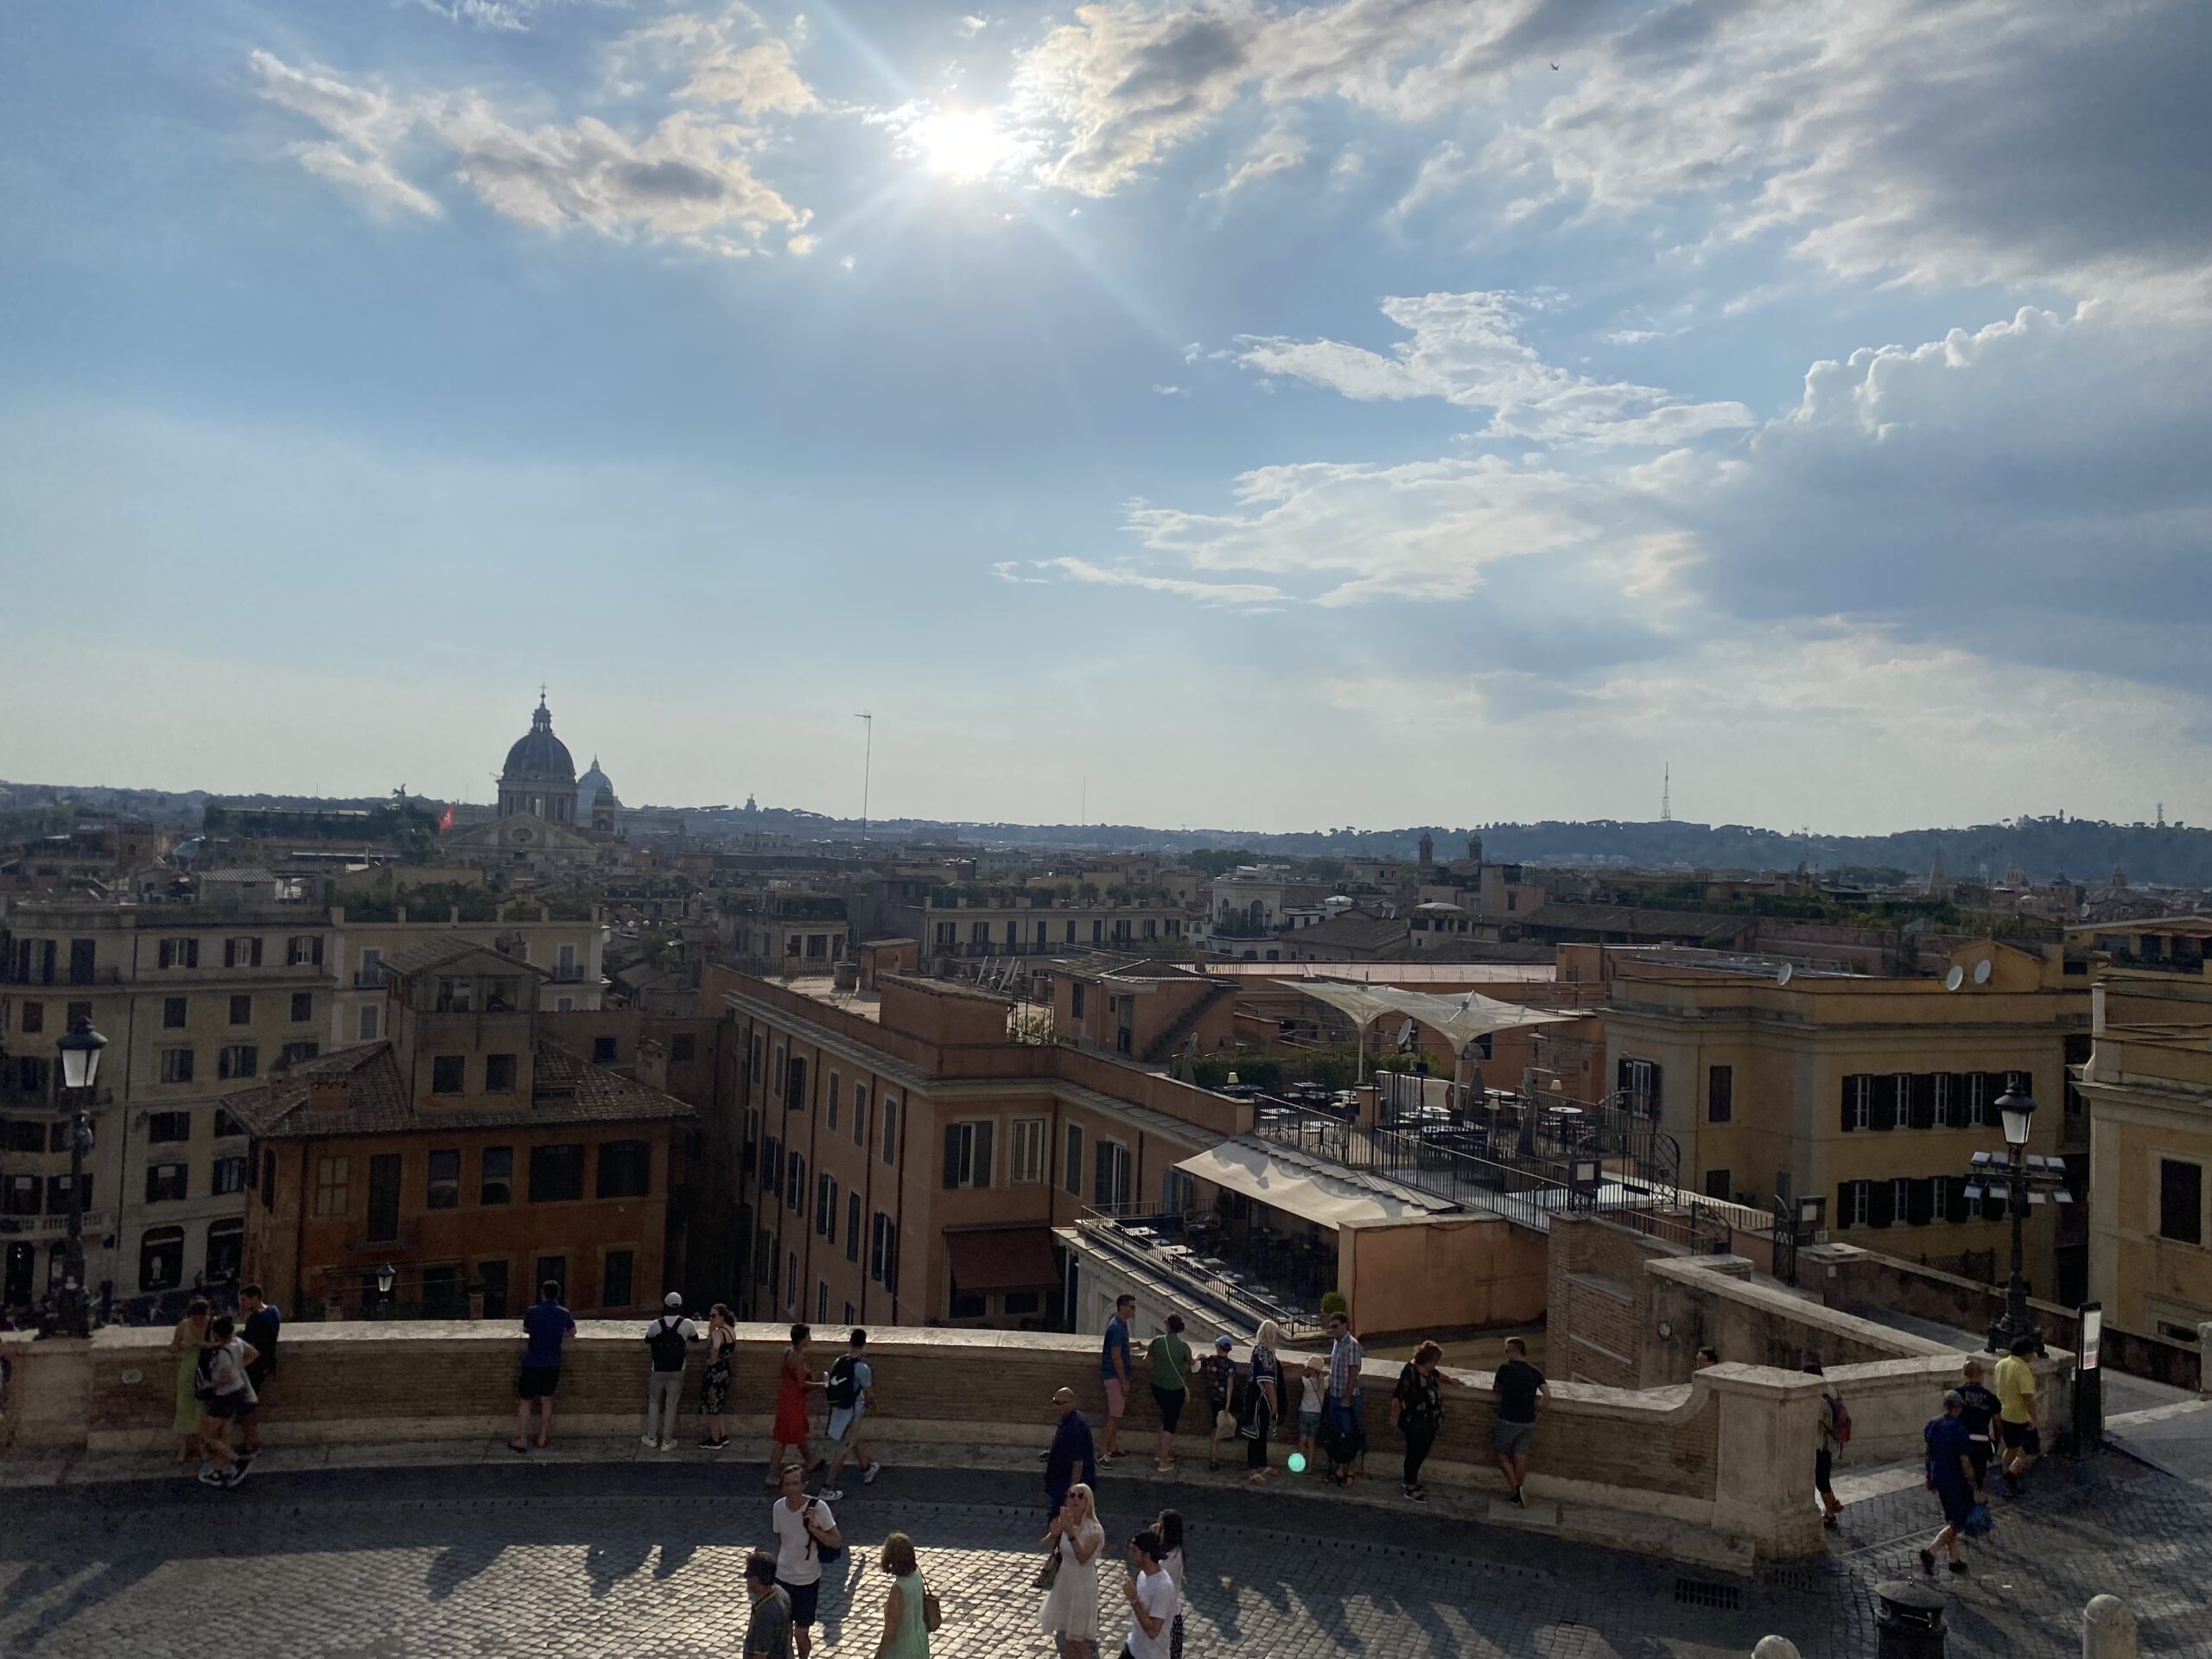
[1491,1337,1548,1508]
[238,1284,281,1458]
[1955,1357,2002,1488]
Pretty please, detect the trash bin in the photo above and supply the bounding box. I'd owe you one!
[1874,1580,1948,1659]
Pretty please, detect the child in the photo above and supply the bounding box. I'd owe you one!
[1297,1358,1324,1465]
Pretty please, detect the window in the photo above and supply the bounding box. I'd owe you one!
[279,1041,320,1066]
[229,994,253,1026]
[817,1172,836,1236]
[1890,1176,1911,1225]
[1840,1179,1872,1228]
[479,1259,511,1320]
[17,1001,43,1036]
[602,1249,635,1308]
[530,1143,587,1203]
[598,1140,652,1199]
[218,1045,258,1081]
[480,1146,514,1205]
[1933,1073,1955,1128]
[260,1149,276,1203]
[418,1264,462,1318]
[671,1033,696,1064]
[763,1134,782,1197]
[950,1279,986,1319]
[212,1155,248,1197]
[1707,1066,1732,1124]
[1094,1140,1131,1211]
[817,1281,829,1323]
[1065,1123,1084,1197]
[881,1097,899,1165]
[1967,1071,1991,1128]
[758,1228,775,1290]
[853,1084,868,1147]
[1162,1166,1196,1214]
[786,1150,805,1213]
[359,947,384,985]
[1071,982,1086,1019]
[786,1056,808,1113]
[1009,1118,1046,1185]
[286,934,324,967]
[847,1192,861,1262]
[787,1250,798,1312]
[366,1154,402,1243]
[314,1156,349,1216]
[290,991,314,1023]
[205,1218,244,1281]
[870,1211,897,1287]
[224,938,264,969]
[144,1163,188,1204]
[1703,1167,1733,1201]
[157,938,199,969]
[426,1149,461,1209]
[2159,1159,2204,1246]
[774,1046,786,1096]
[139,1226,184,1293]
[46,1174,91,1215]
[3,1173,39,1216]
[431,1055,466,1094]
[148,1110,192,1144]
[162,996,187,1029]
[485,1053,518,1093]
[844,1301,856,1325]
[828,1074,841,1131]
[214,1109,245,1139]
[943,1120,995,1189]
[750,1031,764,1083]
[358,1003,380,1042]
[155,1045,195,1085]
[1618,1058,1662,1116]
[1841,1075,1872,1132]
[593,1036,618,1064]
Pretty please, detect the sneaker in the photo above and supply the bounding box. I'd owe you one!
[1919,1548,1936,1576]
[196,1468,224,1488]
[1948,1560,1968,1575]
[1510,1487,1525,1508]
[699,1437,728,1450]
[222,1461,250,1489]
[658,1439,676,1452]
[819,1487,845,1503]
[861,1462,882,1485]
[641,1435,661,1449]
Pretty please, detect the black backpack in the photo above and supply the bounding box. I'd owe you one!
[645,1316,690,1371]
[825,1353,859,1409]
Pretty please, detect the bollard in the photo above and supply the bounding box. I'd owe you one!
[1753,1639,1804,1659]
[2082,1595,2139,1659]
[1873,1580,1948,1659]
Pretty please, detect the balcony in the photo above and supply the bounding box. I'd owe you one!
[1,965,124,986]
[0,1210,111,1237]
[1071,1205,1333,1336]
[549,966,587,983]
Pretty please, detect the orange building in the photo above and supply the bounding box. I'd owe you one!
[230,941,693,1319]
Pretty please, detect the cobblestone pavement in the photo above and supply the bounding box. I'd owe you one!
[3,1452,2208,1657]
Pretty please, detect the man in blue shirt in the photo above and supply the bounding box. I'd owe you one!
[1044,1386,1095,1516]
[237,1283,282,1459]
[1919,1390,1984,1577]
[1100,1294,1135,1465]
[512,1280,575,1452]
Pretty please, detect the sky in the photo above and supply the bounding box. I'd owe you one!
[3,0,2209,835]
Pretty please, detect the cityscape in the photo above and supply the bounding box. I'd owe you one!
[6,2,2210,1656]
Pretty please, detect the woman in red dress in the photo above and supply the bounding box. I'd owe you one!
[767,1322,821,1487]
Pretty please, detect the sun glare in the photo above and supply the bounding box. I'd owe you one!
[915,109,1013,179]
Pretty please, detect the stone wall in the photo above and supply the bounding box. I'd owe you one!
[3,1320,1837,1562]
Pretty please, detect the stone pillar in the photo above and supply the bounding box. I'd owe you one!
[1752,1639,1803,1659]
[2083,1594,2139,1658]
[1699,1363,1831,1560]
[2198,1324,2212,1399]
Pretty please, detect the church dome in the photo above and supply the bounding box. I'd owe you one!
[578,756,616,812]
[503,695,575,783]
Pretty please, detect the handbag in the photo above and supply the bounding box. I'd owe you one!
[922,1579,943,1633]
[1961,1503,1993,1540]
[1034,1547,1062,1591]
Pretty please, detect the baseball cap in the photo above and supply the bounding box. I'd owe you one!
[664,1292,684,1308]
[1215,1334,1233,1351]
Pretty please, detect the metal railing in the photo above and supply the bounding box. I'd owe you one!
[1071,1206,1328,1337]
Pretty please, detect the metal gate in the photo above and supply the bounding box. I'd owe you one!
[1772,1196,1799,1287]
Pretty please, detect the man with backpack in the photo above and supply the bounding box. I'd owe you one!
[772,1462,842,1659]
[1806,1362,1849,1528]
[820,1327,880,1500]
[641,1293,699,1451]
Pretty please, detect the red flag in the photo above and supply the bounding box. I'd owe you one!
[437,803,455,832]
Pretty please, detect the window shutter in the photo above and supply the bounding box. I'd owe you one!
[1868,1179,1895,1229]
[1617,1058,1631,1096]
[312,936,325,966]
[1647,1062,1662,1119]
[159,938,173,969]
[972,1120,994,1188]
[1946,1178,1972,1224]
[1840,1078,1857,1133]
[1837,1182,1853,1225]
[1094,1142,1111,1207]
[1907,1178,1935,1226]
[1909,1074,1936,1130]
[944,1125,963,1190]
[1872,1076,1898,1132]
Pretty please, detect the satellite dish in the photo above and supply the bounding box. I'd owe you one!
[1776,963,1793,987]
[1395,1018,1417,1052]
[1973,959,1993,985]
[1944,965,1965,992]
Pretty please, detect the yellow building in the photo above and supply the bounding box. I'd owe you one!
[2076,965,2212,1345]
[1601,942,2088,1295]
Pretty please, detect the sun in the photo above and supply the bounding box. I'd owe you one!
[913,109,1014,179]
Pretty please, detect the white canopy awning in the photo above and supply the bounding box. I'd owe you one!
[1173,1139,1451,1229]
[1278,978,1576,1054]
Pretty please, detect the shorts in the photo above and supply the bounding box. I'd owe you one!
[1298,1408,1322,1440]
[827,1406,865,1446]
[1815,1447,1834,1494]
[1494,1418,1535,1459]
[778,1577,821,1628]
[204,1393,250,1421]
[1153,1385,1187,1433]
[517,1363,561,1401]
[2000,1419,2036,1452]
[1104,1376,1128,1418]
[1967,1438,1993,1484]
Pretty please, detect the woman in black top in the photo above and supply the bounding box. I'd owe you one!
[1389,1340,1461,1501]
[1243,1320,1284,1484]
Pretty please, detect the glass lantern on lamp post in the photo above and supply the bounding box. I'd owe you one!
[54,1016,107,1338]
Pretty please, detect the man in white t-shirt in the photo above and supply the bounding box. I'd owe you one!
[769,1464,840,1659]
[1119,1527,1179,1659]
[819,1327,880,1500]
[640,1293,700,1450]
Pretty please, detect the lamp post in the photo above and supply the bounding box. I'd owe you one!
[375,1262,397,1319]
[1989,1082,2041,1353]
[54,1016,107,1340]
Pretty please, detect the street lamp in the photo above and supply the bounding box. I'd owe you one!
[1989,1080,2040,1354]
[375,1262,397,1319]
[54,1016,107,1339]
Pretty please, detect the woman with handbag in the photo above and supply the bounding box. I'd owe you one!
[873,1532,939,1658]
[1039,1482,1105,1658]
[697,1304,736,1450]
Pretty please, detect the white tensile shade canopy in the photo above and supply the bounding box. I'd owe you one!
[1279,979,1576,1055]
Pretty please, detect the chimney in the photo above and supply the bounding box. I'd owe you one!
[307,1075,353,1115]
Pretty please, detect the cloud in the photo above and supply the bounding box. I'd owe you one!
[959,14,988,36]
[604,8,817,114]
[1152,384,1190,397]
[1231,291,1754,446]
[1007,556,1286,606]
[1207,118,1306,198]
[251,50,809,256]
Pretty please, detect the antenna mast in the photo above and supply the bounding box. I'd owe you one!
[1662,763,1672,823]
[854,712,873,850]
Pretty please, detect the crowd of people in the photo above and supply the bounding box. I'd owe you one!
[166,1281,281,1489]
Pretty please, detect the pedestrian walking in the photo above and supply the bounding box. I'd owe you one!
[1806,1363,1847,1528]
[767,1323,823,1487]
[823,1327,883,1499]
[700,1302,738,1449]
[1145,1315,1194,1473]
[641,1293,698,1450]
[1039,1482,1105,1659]
[872,1531,938,1659]
[1491,1336,1547,1508]
[1150,1510,1185,1659]
[772,1462,842,1659]
[1100,1294,1135,1466]
[237,1284,280,1458]
[169,1297,213,1465]
[511,1279,575,1452]
[1201,1335,1239,1470]
[1918,1390,1985,1576]
[1295,1356,1323,1465]
[1993,1337,2040,1494]
[745,1548,796,1659]
[194,1313,259,1488]
[1118,1528,1179,1659]
[1390,1340,1464,1502]
[1046,1387,1097,1518]
[1694,1345,1719,1369]
[1955,1358,2001,1490]
[1321,1310,1365,1487]
[1242,1320,1282,1484]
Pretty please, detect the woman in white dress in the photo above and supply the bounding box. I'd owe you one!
[1039,1481,1106,1658]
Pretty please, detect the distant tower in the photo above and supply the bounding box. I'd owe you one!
[1418,831,1434,870]
[2157,802,2166,829]
[1467,834,1484,865]
[1661,764,1672,823]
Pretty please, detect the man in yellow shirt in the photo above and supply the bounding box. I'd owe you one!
[1992,1337,2039,1493]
